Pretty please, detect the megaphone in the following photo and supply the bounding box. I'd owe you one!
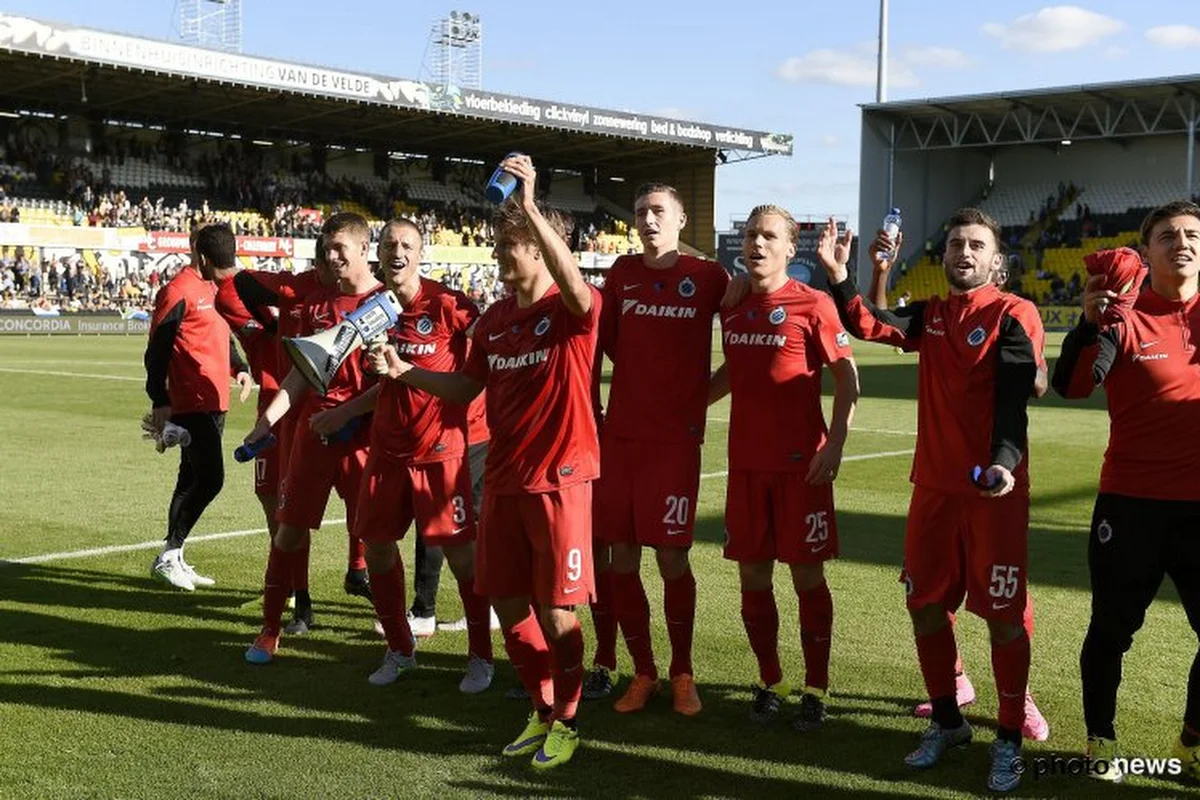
[282,290,402,395]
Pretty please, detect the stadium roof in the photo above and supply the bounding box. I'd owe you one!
[861,74,1200,151]
[0,13,793,170]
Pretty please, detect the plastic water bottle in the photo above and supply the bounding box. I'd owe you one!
[234,434,276,463]
[485,152,524,204]
[883,206,902,244]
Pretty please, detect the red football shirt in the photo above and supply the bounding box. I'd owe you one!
[1053,289,1200,501]
[601,254,729,444]
[463,284,602,494]
[721,280,853,472]
[831,279,1045,497]
[237,269,326,340]
[467,391,490,445]
[294,283,383,413]
[214,275,284,394]
[148,266,232,414]
[372,279,478,464]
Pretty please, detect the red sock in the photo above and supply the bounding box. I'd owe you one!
[369,561,414,655]
[502,611,553,710]
[590,568,618,671]
[457,578,493,662]
[664,569,697,678]
[262,544,298,636]
[292,536,310,592]
[947,612,963,675]
[347,533,366,572]
[740,589,782,687]
[798,580,833,692]
[992,632,1031,734]
[549,618,585,721]
[915,623,958,701]
[611,570,657,679]
[1022,595,1035,640]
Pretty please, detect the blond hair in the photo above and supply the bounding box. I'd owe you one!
[746,204,798,244]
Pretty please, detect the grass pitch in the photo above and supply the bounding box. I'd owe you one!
[0,333,1197,798]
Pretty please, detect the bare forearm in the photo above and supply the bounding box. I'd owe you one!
[337,383,381,419]
[398,367,483,406]
[868,268,889,309]
[526,203,591,315]
[827,359,860,445]
[263,368,309,426]
[707,362,730,405]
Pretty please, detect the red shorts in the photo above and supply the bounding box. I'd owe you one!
[254,446,282,498]
[476,482,594,607]
[594,438,701,547]
[353,452,476,547]
[724,470,837,564]
[276,425,369,531]
[252,390,281,498]
[900,485,1029,623]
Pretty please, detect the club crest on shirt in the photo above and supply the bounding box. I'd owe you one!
[678,276,696,298]
[415,316,434,336]
[966,326,986,347]
[769,307,787,325]
[534,316,551,336]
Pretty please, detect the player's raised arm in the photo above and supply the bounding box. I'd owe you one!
[818,217,924,346]
[501,154,593,317]
[1051,275,1124,399]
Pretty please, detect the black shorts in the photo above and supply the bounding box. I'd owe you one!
[1088,493,1200,630]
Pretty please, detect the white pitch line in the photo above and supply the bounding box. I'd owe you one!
[698,447,912,480]
[0,367,142,383]
[705,417,914,437]
[3,518,347,565]
[0,366,257,391]
[6,447,917,564]
[0,359,142,367]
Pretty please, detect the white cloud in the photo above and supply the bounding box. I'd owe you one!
[1104,44,1130,58]
[982,6,1125,52]
[1146,24,1200,48]
[776,49,918,88]
[901,46,971,69]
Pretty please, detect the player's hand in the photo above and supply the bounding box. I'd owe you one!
[235,371,254,403]
[720,274,751,309]
[380,345,413,381]
[500,154,537,212]
[366,342,393,376]
[244,416,272,447]
[978,464,1015,498]
[151,405,172,434]
[806,441,844,485]
[816,217,853,284]
[309,406,349,438]
[1082,273,1119,325]
[869,228,901,271]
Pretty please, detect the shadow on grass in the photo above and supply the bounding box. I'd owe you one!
[0,562,1191,798]
[688,506,1181,602]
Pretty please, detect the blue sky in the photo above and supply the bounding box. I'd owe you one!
[7,1,1200,231]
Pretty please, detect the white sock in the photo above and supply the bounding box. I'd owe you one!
[160,547,182,563]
